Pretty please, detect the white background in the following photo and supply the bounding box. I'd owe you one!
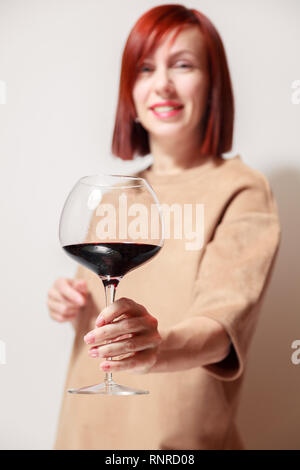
[0,0,299,449]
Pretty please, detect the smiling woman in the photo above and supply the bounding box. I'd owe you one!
[112,5,233,164]
[51,4,281,450]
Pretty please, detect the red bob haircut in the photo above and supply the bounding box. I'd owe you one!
[111,4,234,160]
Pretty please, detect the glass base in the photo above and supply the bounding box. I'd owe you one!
[67,379,149,395]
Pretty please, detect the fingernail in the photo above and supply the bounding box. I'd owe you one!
[95,314,105,327]
[84,332,95,344]
[88,349,98,358]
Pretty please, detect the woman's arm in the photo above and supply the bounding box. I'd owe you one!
[83,297,231,375]
[83,173,281,378]
[150,316,232,373]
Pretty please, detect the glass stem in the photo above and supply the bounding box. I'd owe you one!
[103,278,121,384]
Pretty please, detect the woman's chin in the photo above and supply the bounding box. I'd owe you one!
[147,124,189,140]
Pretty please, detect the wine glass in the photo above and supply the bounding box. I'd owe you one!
[59,174,164,395]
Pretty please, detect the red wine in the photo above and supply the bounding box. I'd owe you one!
[63,242,161,279]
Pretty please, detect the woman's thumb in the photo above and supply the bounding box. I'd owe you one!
[74,279,88,294]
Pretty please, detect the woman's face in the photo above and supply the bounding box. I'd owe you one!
[132,26,209,142]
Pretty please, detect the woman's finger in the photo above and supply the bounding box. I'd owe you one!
[48,288,78,309]
[73,279,88,295]
[88,332,160,359]
[48,280,87,310]
[95,297,146,327]
[48,287,63,302]
[48,298,79,317]
[84,316,147,346]
[98,348,157,374]
[50,311,77,323]
[55,278,86,306]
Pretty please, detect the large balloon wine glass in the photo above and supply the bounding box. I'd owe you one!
[59,174,164,395]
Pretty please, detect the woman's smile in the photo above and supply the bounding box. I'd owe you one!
[150,101,184,119]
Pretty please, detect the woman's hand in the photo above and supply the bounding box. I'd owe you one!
[47,278,88,323]
[83,297,162,374]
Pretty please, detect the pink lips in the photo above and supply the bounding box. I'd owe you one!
[151,107,183,118]
[149,101,184,119]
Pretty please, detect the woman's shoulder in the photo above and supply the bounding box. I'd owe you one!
[220,154,279,219]
[127,153,276,212]
[220,154,272,192]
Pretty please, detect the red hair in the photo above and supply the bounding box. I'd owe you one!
[111,4,234,160]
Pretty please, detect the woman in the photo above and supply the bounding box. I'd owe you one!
[49,5,281,450]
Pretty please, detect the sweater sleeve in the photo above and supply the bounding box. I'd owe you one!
[187,174,281,381]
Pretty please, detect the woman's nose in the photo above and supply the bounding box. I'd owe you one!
[153,66,174,95]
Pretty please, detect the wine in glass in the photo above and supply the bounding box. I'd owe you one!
[59,174,164,395]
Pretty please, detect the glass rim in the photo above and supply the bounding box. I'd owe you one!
[78,173,146,189]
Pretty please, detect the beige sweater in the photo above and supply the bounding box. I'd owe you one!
[54,154,281,450]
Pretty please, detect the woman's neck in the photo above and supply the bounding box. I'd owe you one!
[149,131,210,175]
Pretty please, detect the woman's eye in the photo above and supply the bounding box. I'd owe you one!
[139,64,153,73]
[174,62,192,69]
[138,62,193,74]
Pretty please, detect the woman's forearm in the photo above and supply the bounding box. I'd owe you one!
[150,316,232,373]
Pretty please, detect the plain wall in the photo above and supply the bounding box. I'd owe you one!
[0,0,299,449]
